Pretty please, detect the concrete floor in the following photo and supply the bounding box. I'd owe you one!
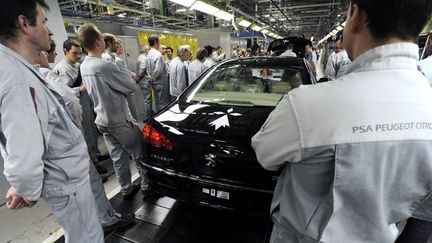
[0,157,140,243]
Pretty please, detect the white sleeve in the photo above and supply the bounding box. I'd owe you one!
[104,62,135,95]
[251,94,302,171]
[1,83,45,201]
[325,56,336,80]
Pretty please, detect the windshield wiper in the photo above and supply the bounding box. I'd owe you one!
[218,100,255,106]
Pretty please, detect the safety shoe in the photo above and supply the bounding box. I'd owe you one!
[122,184,140,200]
[102,213,135,232]
[142,188,154,200]
[95,165,108,174]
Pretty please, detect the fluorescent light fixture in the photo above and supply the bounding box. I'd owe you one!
[237,18,252,28]
[176,8,187,12]
[331,29,338,34]
[191,1,220,15]
[261,29,269,34]
[251,24,262,31]
[336,26,343,31]
[117,13,127,17]
[215,10,233,21]
[268,32,275,37]
[168,0,196,7]
[341,21,346,27]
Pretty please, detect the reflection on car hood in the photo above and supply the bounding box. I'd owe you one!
[154,102,272,137]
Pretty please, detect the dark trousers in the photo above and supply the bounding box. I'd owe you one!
[396,218,432,243]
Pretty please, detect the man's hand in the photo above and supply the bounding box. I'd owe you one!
[79,84,87,93]
[6,187,35,209]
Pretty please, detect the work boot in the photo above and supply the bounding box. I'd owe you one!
[102,213,135,232]
[122,184,140,201]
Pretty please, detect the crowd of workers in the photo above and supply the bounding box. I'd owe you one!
[0,0,432,243]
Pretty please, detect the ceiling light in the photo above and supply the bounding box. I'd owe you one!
[176,8,187,12]
[237,18,252,28]
[336,26,343,31]
[117,13,126,17]
[251,24,262,31]
[261,29,269,34]
[167,0,196,7]
[270,18,276,22]
[341,21,346,27]
[215,10,233,21]
[191,1,220,15]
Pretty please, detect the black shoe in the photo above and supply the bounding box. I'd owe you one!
[95,165,108,174]
[102,213,135,232]
[142,189,154,200]
[97,154,111,162]
[122,184,140,200]
[101,175,108,183]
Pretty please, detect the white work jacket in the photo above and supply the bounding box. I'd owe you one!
[169,57,188,97]
[188,59,208,83]
[0,44,89,201]
[252,43,432,243]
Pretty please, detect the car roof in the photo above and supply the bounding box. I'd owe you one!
[217,56,306,68]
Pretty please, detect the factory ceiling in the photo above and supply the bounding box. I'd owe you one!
[58,0,348,39]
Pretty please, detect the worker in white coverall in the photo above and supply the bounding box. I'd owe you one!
[53,38,105,174]
[0,1,103,242]
[35,45,135,232]
[169,45,192,98]
[252,0,432,242]
[144,36,171,114]
[78,23,151,200]
[188,48,209,83]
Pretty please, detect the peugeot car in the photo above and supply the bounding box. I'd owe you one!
[141,56,316,214]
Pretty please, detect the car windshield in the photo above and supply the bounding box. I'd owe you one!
[184,64,307,107]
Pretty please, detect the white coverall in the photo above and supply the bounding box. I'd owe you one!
[0,43,103,243]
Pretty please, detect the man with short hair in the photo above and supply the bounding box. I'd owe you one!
[280,43,297,57]
[78,23,151,201]
[0,1,103,242]
[203,45,217,69]
[136,44,150,77]
[102,33,117,62]
[159,44,167,55]
[165,46,174,64]
[252,0,432,242]
[170,45,192,98]
[144,36,170,116]
[54,38,105,175]
[188,48,209,83]
[325,34,352,80]
[305,40,317,74]
[53,39,84,96]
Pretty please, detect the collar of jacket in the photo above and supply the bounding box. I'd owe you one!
[0,43,47,84]
[345,42,419,75]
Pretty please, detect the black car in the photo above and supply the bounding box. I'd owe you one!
[141,57,316,214]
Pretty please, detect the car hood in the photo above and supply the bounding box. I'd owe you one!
[154,100,272,139]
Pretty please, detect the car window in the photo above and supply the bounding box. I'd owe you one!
[184,66,306,107]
